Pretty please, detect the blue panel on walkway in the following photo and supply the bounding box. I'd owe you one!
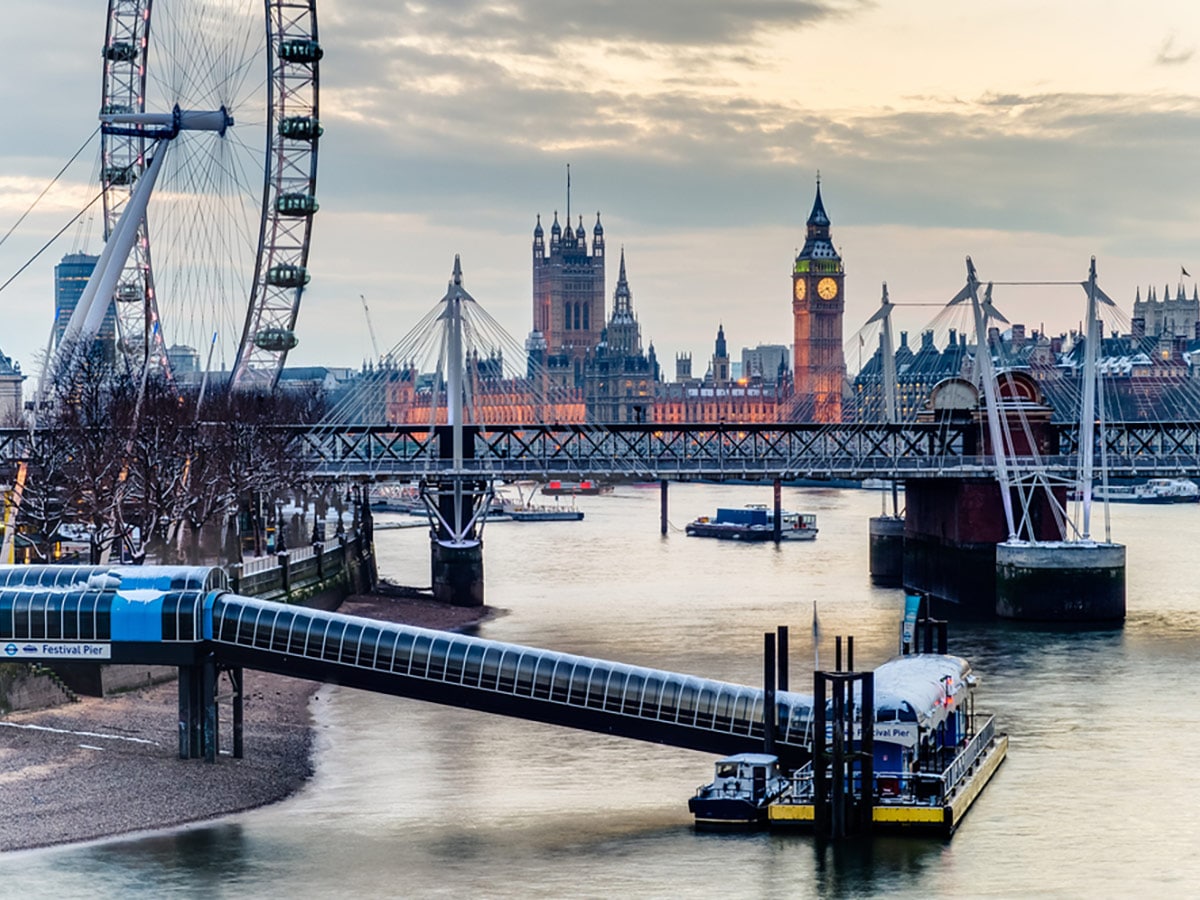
[109,590,167,642]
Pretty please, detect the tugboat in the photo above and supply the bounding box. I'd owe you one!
[685,505,817,541]
[687,753,790,830]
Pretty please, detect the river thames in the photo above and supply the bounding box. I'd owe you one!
[3,482,1199,897]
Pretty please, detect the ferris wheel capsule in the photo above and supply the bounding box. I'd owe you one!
[98,0,320,391]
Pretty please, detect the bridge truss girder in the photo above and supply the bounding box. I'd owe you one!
[7,421,1200,483]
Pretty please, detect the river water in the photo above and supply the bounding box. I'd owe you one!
[3,483,1199,897]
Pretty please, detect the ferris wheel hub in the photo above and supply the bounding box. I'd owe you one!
[100,104,234,139]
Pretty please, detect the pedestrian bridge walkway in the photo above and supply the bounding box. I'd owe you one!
[0,565,816,764]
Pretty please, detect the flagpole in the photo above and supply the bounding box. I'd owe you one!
[812,600,821,672]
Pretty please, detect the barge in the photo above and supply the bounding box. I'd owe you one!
[686,505,817,542]
[685,640,1006,837]
[767,654,1007,837]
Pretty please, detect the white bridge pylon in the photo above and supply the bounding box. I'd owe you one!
[57,105,234,375]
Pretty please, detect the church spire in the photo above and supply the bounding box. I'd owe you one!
[612,247,633,321]
[807,175,830,230]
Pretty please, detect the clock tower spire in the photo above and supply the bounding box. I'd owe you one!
[791,177,846,422]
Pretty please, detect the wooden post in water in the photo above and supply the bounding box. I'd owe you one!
[763,632,776,755]
[777,625,789,692]
[773,478,782,543]
[660,479,669,536]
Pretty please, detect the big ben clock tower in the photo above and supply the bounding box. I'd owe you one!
[791,178,846,422]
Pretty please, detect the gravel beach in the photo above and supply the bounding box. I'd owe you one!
[0,592,493,852]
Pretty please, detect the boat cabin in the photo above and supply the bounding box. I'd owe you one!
[704,753,787,804]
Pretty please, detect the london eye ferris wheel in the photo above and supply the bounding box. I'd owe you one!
[96,0,320,390]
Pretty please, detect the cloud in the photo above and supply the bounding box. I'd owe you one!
[1155,34,1194,66]
[336,0,861,50]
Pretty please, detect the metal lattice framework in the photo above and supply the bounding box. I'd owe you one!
[99,0,319,387]
[230,0,321,390]
[7,421,1200,482]
[284,420,1200,481]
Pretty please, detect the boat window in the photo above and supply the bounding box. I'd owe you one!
[716,763,738,778]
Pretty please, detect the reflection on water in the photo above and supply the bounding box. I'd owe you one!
[4,484,1200,896]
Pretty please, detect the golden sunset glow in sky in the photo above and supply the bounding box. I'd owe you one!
[2,0,1199,372]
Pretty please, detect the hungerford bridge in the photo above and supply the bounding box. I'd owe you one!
[3,420,1200,483]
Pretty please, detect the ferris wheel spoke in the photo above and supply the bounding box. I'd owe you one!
[98,0,318,387]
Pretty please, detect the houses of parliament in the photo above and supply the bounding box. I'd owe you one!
[385,182,847,425]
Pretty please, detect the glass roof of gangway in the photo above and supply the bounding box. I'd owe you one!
[211,594,818,759]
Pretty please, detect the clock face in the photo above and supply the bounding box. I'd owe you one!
[817,277,839,300]
[793,279,806,302]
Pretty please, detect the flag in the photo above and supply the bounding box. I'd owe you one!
[1183,266,1191,278]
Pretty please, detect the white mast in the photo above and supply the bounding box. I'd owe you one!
[1079,258,1101,541]
[964,258,1017,541]
[866,283,898,424]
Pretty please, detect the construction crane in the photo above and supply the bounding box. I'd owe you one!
[360,294,381,363]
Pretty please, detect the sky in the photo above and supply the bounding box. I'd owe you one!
[2,0,1200,378]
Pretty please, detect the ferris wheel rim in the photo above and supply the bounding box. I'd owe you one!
[98,0,320,390]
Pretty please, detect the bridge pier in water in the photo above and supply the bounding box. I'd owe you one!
[901,477,1125,622]
[427,425,486,608]
[868,515,904,586]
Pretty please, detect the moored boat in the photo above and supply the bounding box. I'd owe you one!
[688,753,790,830]
[508,507,584,522]
[541,480,612,496]
[685,505,817,541]
[1069,478,1199,504]
[495,482,584,522]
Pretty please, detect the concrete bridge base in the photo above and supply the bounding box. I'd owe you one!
[431,539,484,608]
[995,541,1125,622]
[868,516,904,586]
